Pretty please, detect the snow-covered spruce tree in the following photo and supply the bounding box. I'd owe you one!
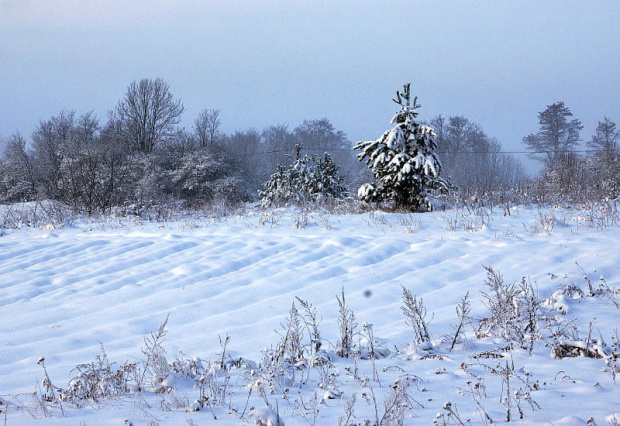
[313,152,348,201]
[354,84,449,211]
[259,144,347,207]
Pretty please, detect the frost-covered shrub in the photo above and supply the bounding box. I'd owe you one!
[248,406,284,426]
[0,133,37,202]
[60,346,138,406]
[275,302,305,365]
[112,147,251,210]
[1,200,74,230]
[336,287,357,358]
[57,144,130,214]
[166,150,251,205]
[550,338,612,360]
[545,317,614,361]
[476,267,539,352]
[401,285,432,349]
[355,83,450,212]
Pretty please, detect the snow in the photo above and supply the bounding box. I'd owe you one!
[1,205,619,424]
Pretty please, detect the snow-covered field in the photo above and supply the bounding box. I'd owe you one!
[1,204,619,425]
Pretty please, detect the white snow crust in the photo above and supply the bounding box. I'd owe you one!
[0,205,619,424]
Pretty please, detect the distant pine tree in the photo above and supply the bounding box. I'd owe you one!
[354,84,449,211]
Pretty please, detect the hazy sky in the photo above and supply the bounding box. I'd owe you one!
[1,0,619,169]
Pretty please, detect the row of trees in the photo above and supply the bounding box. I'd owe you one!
[1,79,616,213]
[0,109,250,213]
[0,79,365,213]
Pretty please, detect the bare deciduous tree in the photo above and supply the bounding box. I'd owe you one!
[114,78,184,152]
[194,108,221,148]
[31,110,78,197]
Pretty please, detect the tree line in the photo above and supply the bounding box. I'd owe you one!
[0,79,616,213]
[0,79,360,213]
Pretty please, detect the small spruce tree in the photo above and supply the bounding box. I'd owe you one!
[259,144,347,207]
[354,84,448,211]
[313,152,348,201]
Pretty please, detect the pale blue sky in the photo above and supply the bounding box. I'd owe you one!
[1,0,619,169]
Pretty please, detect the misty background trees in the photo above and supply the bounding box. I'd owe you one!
[523,102,619,202]
[429,114,526,195]
[0,78,617,214]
